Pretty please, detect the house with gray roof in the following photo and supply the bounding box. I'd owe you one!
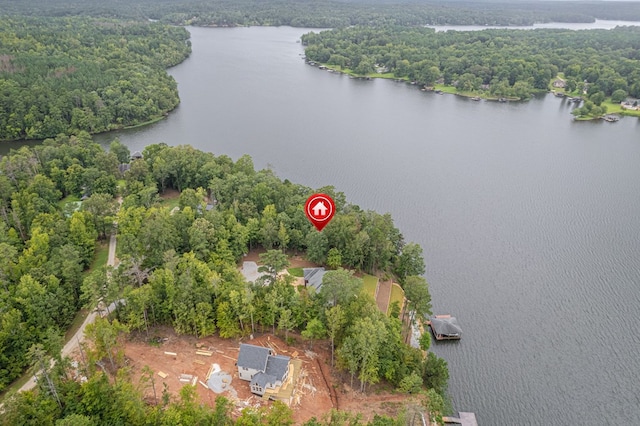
[237,344,290,396]
[303,267,326,291]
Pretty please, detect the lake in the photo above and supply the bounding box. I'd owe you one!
[60,23,640,424]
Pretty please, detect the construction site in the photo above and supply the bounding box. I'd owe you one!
[118,326,412,424]
[120,328,331,423]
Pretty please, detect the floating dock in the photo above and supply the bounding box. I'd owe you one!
[443,412,477,426]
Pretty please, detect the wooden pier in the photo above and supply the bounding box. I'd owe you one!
[442,412,478,426]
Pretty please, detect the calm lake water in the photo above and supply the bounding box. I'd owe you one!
[50,23,640,424]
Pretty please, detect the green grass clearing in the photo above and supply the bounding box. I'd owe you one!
[601,100,640,117]
[362,274,378,299]
[88,241,109,273]
[59,195,82,217]
[157,190,181,210]
[288,267,304,277]
[157,197,180,210]
[388,283,405,316]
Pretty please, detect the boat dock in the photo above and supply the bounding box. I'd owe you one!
[443,412,478,426]
[427,314,462,341]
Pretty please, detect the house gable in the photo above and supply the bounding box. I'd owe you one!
[237,344,271,381]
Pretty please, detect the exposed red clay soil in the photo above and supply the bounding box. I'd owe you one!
[102,327,411,424]
[119,328,332,424]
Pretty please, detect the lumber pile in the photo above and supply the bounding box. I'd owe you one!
[179,374,194,383]
[157,371,168,379]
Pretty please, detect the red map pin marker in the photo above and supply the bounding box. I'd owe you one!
[305,193,336,231]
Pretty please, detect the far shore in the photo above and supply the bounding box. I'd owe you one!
[309,62,640,118]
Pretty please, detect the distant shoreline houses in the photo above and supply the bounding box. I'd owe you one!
[621,99,640,111]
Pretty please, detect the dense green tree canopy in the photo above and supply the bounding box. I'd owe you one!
[303,25,640,99]
[3,0,640,28]
[0,16,190,141]
[0,134,444,423]
[0,135,437,407]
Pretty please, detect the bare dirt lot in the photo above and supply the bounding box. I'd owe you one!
[122,327,334,424]
[117,327,410,424]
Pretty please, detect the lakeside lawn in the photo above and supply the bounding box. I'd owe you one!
[388,283,405,316]
[362,274,378,299]
[602,100,640,117]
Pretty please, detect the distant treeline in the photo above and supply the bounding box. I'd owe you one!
[2,0,640,27]
[0,17,190,141]
[303,25,640,100]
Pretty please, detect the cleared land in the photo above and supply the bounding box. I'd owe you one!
[119,328,332,424]
[76,327,415,424]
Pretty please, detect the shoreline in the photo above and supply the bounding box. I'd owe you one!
[308,62,640,118]
[0,112,172,145]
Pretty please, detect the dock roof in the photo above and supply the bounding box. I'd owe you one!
[430,316,462,337]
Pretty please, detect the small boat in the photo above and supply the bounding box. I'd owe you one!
[470,96,481,101]
[603,115,619,122]
[498,97,507,103]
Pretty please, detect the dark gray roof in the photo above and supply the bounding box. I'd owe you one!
[430,317,462,337]
[251,372,275,389]
[303,267,326,291]
[265,354,289,381]
[250,354,290,390]
[237,344,270,371]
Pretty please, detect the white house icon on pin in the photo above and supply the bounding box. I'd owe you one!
[312,201,328,217]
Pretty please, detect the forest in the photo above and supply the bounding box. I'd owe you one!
[302,25,640,103]
[0,17,190,141]
[0,135,447,424]
[2,0,640,28]
[2,2,640,142]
